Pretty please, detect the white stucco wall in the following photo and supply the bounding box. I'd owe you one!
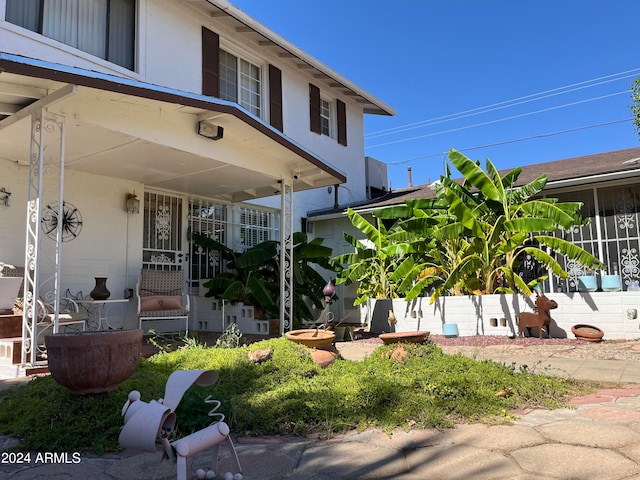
[0,159,144,329]
[0,0,370,228]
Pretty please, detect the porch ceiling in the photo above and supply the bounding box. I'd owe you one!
[0,65,346,202]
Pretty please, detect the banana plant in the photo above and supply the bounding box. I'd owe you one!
[331,208,418,306]
[192,232,334,321]
[381,149,602,302]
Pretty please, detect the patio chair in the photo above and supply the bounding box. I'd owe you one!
[0,264,88,349]
[137,269,190,335]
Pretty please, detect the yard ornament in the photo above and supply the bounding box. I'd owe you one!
[119,369,242,480]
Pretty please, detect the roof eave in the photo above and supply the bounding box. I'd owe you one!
[0,52,347,185]
[203,0,397,117]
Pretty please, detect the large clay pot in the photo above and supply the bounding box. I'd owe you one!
[45,329,143,395]
[285,329,335,348]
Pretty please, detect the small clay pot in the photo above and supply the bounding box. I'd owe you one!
[571,324,604,342]
[378,331,430,345]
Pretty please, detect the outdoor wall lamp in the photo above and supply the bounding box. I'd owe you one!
[126,192,140,214]
[197,120,224,141]
[0,187,10,207]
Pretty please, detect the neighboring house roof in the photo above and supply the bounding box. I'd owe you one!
[193,0,396,117]
[309,147,640,218]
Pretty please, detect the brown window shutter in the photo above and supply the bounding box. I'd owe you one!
[337,99,347,146]
[269,64,283,132]
[202,27,220,97]
[309,83,321,134]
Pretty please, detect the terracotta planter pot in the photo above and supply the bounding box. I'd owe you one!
[571,324,604,342]
[45,329,143,395]
[285,329,335,348]
[379,331,430,345]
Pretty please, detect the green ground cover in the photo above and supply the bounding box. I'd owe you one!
[0,337,591,453]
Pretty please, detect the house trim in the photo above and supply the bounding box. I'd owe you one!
[0,52,347,185]
[197,0,396,116]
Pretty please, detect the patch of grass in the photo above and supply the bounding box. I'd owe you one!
[0,338,592,453]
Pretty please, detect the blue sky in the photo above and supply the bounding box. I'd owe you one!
[231,0,640,190]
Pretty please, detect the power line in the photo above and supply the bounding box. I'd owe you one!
[365,67,640,140]
[386,118,634,166]
[367,91,629,149]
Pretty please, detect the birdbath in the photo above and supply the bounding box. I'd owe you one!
[285,280,336,348]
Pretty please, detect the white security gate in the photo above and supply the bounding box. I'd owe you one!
[143,191,187,273]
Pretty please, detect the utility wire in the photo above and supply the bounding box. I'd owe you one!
[366,67,640,139]
[366,74,638,140]
[367,91,629,149]
[385,118,634,166]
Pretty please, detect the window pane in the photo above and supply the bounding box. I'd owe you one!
[78,0,108,58]
[320,98,331,136]
[7,0,134,70]
[6,0,42,31]
[219,50,238,103]
[239,59,261,116]
[108,0,135,70]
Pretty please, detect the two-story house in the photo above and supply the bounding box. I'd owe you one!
[0,0,394,367]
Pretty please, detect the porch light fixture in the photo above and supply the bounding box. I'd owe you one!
[126,192,140,214]
[197,120,224,141]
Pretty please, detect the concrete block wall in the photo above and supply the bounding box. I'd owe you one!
[362,292,640,341]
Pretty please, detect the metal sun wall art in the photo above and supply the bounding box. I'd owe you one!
[40,201,83,241]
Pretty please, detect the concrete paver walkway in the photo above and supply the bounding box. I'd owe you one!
[2,342,640,479]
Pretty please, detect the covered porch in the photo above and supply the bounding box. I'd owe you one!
[0,53,345,373]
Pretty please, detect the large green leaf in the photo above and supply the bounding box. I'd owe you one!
[445,188,485,238]
[448,149,502,202]
[518,247,568,278]
[508,175,547,204]
[503,217,556,233]
[235,241,278,269]
[517,200,577,228]
[347,208,385,246]
[534,235,603,269]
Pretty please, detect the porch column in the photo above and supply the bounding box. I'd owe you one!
[279,179,293,334]
[22,110,65,365]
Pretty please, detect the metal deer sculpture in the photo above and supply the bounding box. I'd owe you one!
[517,292,558,339]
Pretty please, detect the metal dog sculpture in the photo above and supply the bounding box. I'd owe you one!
[517,292,558,339]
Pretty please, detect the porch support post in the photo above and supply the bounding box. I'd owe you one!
[22,110,65,366]
[279,179,293,334]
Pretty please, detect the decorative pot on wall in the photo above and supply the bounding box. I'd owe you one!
[443,323,459,338]
[90,277,110,300]
[577,276,598,292]
[601,275,622,292]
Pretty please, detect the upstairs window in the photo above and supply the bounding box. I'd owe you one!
[6,0,136,70]
[310,83,347,146]
[320,98,333,137]
[219,49,261,118]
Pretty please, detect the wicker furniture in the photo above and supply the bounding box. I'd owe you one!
[137,269,190,334]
